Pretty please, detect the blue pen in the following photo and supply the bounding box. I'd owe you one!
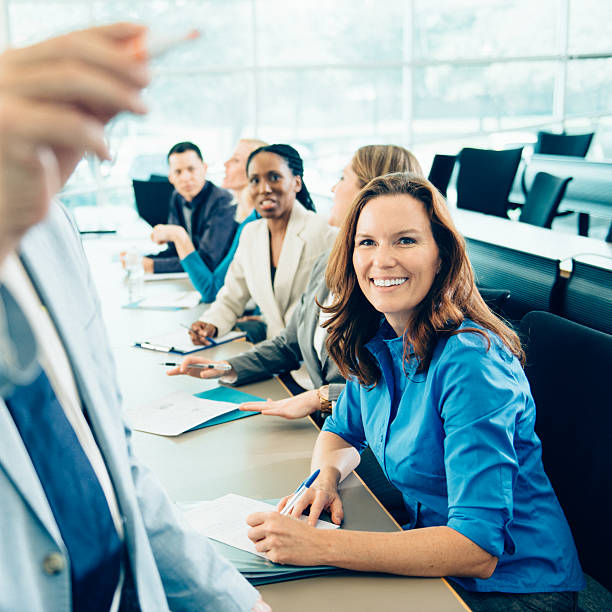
[280,469,320,516]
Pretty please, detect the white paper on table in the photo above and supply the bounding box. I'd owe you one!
[184,493,339,558]
[136,328,246,354]
[143,272,189,282]
[127,391,238,436]
[136,291,200,309]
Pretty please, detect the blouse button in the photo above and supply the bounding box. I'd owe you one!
[42,552,65,575]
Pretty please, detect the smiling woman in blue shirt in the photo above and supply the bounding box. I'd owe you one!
[245,173,584,612]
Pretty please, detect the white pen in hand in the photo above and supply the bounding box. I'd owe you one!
[159,362,232,371]
[280,469,320,517]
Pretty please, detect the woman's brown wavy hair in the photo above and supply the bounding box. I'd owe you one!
[323,172,524,387]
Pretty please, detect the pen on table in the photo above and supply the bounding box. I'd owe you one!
[159,362,233,371]
[280,469,320,516]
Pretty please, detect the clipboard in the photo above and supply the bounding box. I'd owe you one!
[134,329,246,354]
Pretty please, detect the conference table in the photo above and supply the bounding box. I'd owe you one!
[451,208,612,272]
[82,235,469,612]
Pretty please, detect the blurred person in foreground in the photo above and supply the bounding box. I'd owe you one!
[0,23,269,612]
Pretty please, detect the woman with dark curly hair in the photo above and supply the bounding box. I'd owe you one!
[246,173,584,612]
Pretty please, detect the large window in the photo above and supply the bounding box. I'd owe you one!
[3,0,611,211]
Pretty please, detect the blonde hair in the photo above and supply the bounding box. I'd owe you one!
[351,145,424,187]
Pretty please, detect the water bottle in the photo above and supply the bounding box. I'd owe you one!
[125,247,144,303]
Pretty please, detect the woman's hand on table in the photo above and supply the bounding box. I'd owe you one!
[166,356,234,379]
[188,320,217,346]
[239,389,319,419]
[246,511,329,567]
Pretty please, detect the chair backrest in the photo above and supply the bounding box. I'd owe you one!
[534,131,594,157]
[427,154,456,198]
[519,310,612,590]
[456,147,523,217]
[477,287,511,319]
[132,179,174,228]
[563,260,612,334]
[519,171,572,228]
[465,237,561,320]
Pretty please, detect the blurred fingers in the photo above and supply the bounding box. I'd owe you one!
[0,96,110,160]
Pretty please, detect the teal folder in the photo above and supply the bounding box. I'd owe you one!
[188,387,262,431]
[209,539,344,585]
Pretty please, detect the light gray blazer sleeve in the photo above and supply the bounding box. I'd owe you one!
[228,250,346,400]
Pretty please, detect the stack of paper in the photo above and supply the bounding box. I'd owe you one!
[183,494,343,585]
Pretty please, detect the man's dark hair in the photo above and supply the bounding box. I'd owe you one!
[167,142,203,162]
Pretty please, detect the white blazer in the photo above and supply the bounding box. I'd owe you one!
[202,203,337,339]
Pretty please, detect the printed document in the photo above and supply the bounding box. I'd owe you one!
[184,494,339,558]
[128,391,239,436]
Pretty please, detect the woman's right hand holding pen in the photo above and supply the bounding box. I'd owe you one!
[277,467,344,527]
[166,356,234,379]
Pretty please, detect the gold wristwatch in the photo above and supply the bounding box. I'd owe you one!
[317,385,333,413]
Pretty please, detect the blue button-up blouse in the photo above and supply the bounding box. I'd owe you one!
[322,320,584,593]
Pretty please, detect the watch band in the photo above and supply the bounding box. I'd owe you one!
[317,386,333,413]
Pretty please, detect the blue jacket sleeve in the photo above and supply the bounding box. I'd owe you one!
[435,332,525,557]
[322,378,368,453]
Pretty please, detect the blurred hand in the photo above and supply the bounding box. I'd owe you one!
[188,320,217,346]
[246,511,328,566]
[166,355,233,380]
[239,390,319,419]
[142,257,154,273]
[251,596,272,612]
[0,23,149,261]
[150,223,187,245]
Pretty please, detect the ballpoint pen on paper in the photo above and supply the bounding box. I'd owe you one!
[159,362,232,371]
[280,469,320,516]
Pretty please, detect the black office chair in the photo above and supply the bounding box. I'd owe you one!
[520,311,612,592]
[456,147,523,218]
[477,287,511,319]
[534,131,594,158]
[518,171,573,228]
[427,154,456,198]
[562,260,612,335]
[465,238,562,321]
[132,178,174,227]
